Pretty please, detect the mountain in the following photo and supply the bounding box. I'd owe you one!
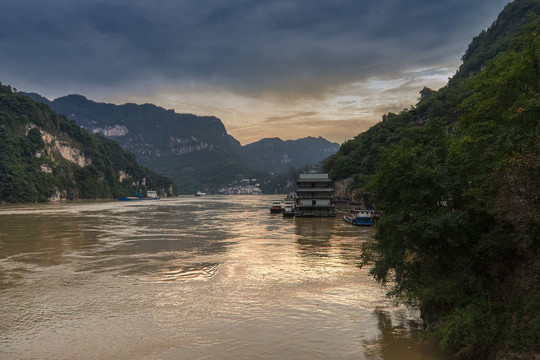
[0,83,176,202]
[22,93,255,194]
[325,0,540,190]
[453,0,540,82]
[23,93,339,193]
[239,136,339,174]
[325,1,540,357]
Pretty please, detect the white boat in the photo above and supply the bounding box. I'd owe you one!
[282,200,294,217]
[270,200,282,213]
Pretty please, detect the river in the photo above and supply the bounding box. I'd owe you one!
[0,196,450,359]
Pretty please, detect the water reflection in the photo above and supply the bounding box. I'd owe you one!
[295,217,335,242]
[0,215,99,264]
[0,196,451,359]
[294,217,370,272]
[364,309,449,360]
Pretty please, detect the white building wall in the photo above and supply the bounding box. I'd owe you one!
[300,199,312,207]
[298,173,329,180]
[299,199,331,207]
[317,199,330,207]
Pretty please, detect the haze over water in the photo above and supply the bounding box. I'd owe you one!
[0,196,449,359]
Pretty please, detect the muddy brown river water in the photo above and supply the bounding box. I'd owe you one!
[0,195,450,359]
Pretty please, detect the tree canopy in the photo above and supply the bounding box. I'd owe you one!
[325,3,540,356]
[0,83,177,202]
[361,23,540,358]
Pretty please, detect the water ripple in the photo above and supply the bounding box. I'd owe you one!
[0,196,450,360]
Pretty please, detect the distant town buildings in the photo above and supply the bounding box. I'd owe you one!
[218,179,262,195]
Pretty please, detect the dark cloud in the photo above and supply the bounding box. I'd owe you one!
[0,0,510,98]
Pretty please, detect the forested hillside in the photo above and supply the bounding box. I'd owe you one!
[324,0,540,191]
[239,136,339,174]
[21,93,254,194]
[22,94,338,193]
[0,84,177,202]
[326,0,539,358]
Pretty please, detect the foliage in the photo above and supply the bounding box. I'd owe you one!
[323,82,465,186]
[240,136,339,174]
[0,84,177,203]
[324,2,540,356]
[149,148,267,194]
[20,93,241,194]
[362,26,540,358]
[454,1,540,82]
[325,0,540,190]
[260,162,323,195]
[23,92,340,193]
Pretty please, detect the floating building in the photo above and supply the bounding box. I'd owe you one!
[294,173,336,217]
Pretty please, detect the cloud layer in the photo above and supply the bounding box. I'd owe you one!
[0,0,511,143]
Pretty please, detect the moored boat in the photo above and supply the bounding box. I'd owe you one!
[270,200,282,213]
[146,190,160,199]
[343,209,375,226]
[282,200,294,217]
[118,189,160,201]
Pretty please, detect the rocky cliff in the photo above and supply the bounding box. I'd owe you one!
[22,93,251,193]
[1,84,176,202]
[24,93,340,193]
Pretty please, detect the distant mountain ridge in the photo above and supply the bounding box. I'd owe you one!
[239,136,339,174]
[22,92,339,193]
[24,94,230,161]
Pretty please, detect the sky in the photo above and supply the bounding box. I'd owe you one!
[0,0,511,145]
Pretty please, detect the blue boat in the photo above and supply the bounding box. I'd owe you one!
[118,190,160,201]
[343,209,375,226]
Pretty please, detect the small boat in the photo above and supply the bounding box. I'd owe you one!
[269,200,282,213]
[344,209,375,226]
[282,200,294,217]
[118,190,160,201]
[146,190,159,199]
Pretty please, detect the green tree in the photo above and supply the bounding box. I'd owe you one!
[363,33,540,357]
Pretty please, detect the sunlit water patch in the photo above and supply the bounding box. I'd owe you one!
[0,195,450,359]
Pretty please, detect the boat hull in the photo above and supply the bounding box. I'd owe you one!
[343,214,373,226]
[118,197,160,201]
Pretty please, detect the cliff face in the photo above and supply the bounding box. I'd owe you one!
[22,93,250,193]
[333,177,355,200]
[37,94,233,161]
[0,84,177,203]
[24,93,341,193]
